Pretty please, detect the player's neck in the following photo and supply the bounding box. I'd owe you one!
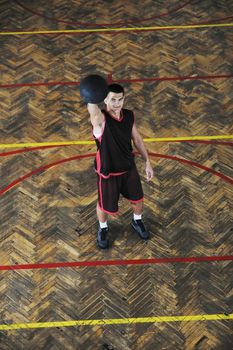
[108,108,121,119]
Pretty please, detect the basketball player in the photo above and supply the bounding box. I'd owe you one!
[87,84,153,248]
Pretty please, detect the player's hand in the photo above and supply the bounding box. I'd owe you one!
[145,161,153,181]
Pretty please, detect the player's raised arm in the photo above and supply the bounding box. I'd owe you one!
[87,103,104,136]
[87,103,104,125]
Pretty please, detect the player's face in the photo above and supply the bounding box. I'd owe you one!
[105,92,125,115]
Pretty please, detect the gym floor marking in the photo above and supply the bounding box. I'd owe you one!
[0,152,233,197]
[0,22,233,36]
[0,135,233,149]
[0,313,232,330]
[14,0,193,26]
[1,73,232,89]
[0,255,232,271]
[1,3,232,347]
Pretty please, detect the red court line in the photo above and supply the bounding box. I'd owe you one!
[0,141,233,158]
[0,153,95,196]
[0,255,232,271]
[154,152,233,185]
[0,152,233,197]
[13,0,192,27]
[200,15,233,24]
[1,74,233,89]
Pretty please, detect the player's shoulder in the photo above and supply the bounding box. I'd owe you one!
[122,108,133,113]
[122,108,134,115]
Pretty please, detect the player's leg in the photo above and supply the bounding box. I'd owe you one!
[131,200,143,215]
[96,202,109,249]
[121,167,150,240]
[96,175,120,248]
[96,202,108,223]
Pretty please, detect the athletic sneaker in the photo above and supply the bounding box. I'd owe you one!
[97,226,109,249]
[131,219,150,240]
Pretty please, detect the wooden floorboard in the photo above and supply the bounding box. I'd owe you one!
[0,0,233,349]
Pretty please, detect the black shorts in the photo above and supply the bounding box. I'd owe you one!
[97,166,144,214]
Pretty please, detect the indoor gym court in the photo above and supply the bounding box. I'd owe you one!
[0,0,233,349]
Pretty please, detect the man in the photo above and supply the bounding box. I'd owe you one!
[87,83,153,249]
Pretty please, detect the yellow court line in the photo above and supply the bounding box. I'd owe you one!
[144,135,233,142]
[0,135,233,149]
[0,313,232,330]
[0,23,233,35]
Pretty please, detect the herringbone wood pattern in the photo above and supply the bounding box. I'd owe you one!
[0,0,233,349]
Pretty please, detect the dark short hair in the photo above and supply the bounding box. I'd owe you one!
[108,83,124,95]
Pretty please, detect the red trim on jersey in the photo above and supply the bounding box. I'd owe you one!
[106,109,124,122]
[96,150,101,173]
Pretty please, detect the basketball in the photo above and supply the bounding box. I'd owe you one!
[79,74,108,103]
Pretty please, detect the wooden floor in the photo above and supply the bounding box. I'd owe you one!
[0,0,233,349]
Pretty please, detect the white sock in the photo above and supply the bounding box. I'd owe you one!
[99,221,108,229]
[133,214,142,221]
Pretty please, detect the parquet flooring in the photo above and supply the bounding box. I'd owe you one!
[0,0,233,349]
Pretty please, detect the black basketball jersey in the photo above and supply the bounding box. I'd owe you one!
[94,108,135,178]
